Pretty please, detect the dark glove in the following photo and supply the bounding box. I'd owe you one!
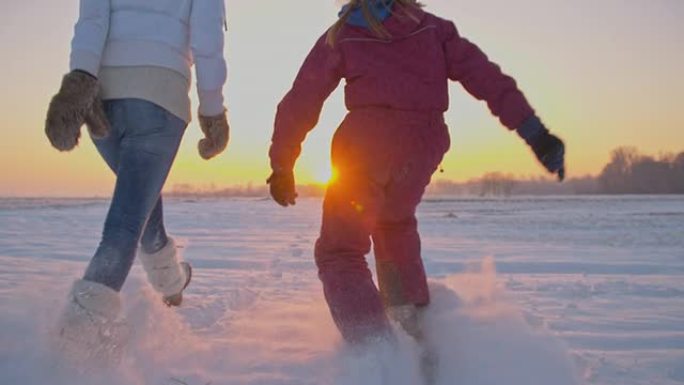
[530,132,565,181]
[517,116,566,181]
[45,70,108,151]
[198,110,230,160]
[267,169,297,207]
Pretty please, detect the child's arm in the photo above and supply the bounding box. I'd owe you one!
[269,35,343,173]
[190,0,229,160]
[442,22,534,130]
[69,0,111,77]
[442,22,565,180]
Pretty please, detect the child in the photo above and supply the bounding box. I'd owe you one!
[45,0,229,360]
[268,0,565,344]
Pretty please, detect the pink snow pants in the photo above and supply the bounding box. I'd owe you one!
[314,108,450,343]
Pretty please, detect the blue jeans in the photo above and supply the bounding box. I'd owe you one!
[83,99,186,291]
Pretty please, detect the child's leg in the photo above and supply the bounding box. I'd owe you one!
[315,172,391,344]
[373,116,449,309]
[373,170,433,309]
[373,212,429,308]
[83,99,185,292]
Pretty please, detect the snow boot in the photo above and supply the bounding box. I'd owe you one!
[54,279,129,367]
[138,238,192,307]
[162,262,192,307]
[388,304,424,340]
[388,304,438,384]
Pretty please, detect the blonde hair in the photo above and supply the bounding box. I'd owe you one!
[326,0,424,46]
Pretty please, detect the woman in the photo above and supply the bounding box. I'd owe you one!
[45,0,229,362]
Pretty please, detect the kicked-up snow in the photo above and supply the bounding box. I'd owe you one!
[0,195,682,385]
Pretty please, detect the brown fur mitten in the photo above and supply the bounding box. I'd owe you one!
[198,110,230,160]
[85,95,110,139]
[45,71,99,151]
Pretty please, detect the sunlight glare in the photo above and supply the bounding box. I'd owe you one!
[314,164,337,185]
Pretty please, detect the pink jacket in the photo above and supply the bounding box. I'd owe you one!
[270,7,535,170]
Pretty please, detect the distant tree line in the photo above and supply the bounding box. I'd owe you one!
[427,174,599,196]
[429,147,683,196]
[168,182,325,198]
[598,147,684,194]
[167,147,683,198]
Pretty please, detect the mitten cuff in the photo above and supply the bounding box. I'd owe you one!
[198,110,228,130]
[516,115,548,146]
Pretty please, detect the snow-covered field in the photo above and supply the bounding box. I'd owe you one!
[0,196,682,385]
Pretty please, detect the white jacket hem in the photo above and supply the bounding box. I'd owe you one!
[101,40,192,81]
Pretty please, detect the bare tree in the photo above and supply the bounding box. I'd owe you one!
[599,147,684,194]
[480,173,516,196]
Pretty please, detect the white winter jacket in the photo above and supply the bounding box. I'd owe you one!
[70,0,227,115]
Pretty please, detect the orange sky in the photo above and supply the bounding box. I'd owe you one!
[0,0,682,196]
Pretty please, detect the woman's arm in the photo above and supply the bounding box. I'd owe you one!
[69,0,111,77]
[190,0,228,117]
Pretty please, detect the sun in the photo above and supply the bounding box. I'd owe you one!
[313,164,337,186]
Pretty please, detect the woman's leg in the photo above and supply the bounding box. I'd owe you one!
[137,196,190,303]
[140,198,169,254]
[83,99,185,291]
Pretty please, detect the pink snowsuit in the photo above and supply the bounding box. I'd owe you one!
[270,6,535,343]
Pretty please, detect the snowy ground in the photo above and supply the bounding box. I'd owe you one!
[0,196,682,385]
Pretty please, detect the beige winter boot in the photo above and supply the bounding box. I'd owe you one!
[54,279,129,367]
[138,238,192,307]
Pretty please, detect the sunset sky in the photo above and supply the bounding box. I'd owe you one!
[0,0,682,197]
